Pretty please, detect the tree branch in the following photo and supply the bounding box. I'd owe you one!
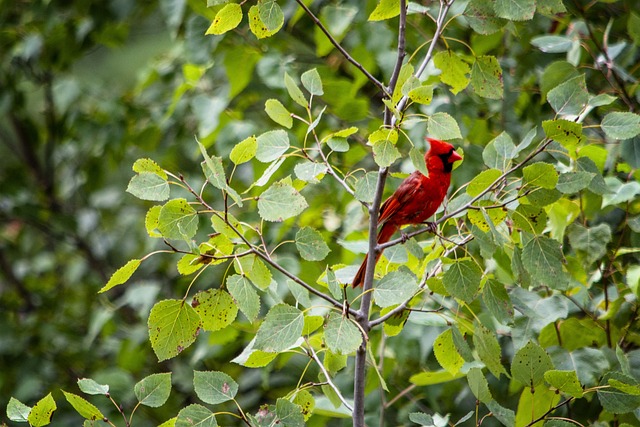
[293,0,386,94]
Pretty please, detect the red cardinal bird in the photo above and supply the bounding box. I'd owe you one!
[352,138,462,288]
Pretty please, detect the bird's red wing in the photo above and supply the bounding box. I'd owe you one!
[378,173,423,225]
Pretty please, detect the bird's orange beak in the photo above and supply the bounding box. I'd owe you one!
[449,150,463,163]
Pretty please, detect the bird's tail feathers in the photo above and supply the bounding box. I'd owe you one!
[351,223,398,288]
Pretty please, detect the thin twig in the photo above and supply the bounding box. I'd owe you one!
[391,0,455,127]
[385,0,408,125]
[523,397,575,427]
[305,340,354,412]
[293,0,386,94]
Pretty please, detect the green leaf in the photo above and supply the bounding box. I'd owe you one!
[158,198,199,240]
[514,387,559,427]
[324,312,362,355]
[544,370,583,398]
[542,119,582,147]
[198,142,242,207]
[192,289,238,331]
[226,275,260,322]
[525,187,562,206]
[427,112,462,140]
[284,72,307,107]
[324,266,342,299]
[372,138,401,167]
[512,341,554,387]
[473,323,508,378]
[254,304,304,352]
[373,269,418,308]
[158,417,176,427]
[486,401,515,427]
[407,85,434,105]
[256,130,290,162]
[467,202,507,232]
[382,306,409,337]
[522,162,558,189]
[354,172,378,203]
[176,404,217,427]
[77,378,109,395]
[410,370,465,385]
[567,223,612,264]
[511,204,547,234]
[442,258,482,303]
[471,55,503,99]
[629,12,640,45]
[483,132,516,170]
[99,259,141,293]
[303,315,324,335]
[467,367,492,403]
[467,168,501,197]
[464,0,507,35]
[368,0,400,21]
[248,4,278,39]
[301,68,323,96]
[258,0,283,32]
[602,177,640,207]
[433,51,470,94]
[409,147,429,176]
[7,397,31,422]
[295,226,330,261]
[133,158,167,179]
[294,160,327,183]
[232,339,278,368]
[433,329,465,375]
[323,349,348,375]
[234,254,271,290]
[547,74,588,116]
[62,391,104,420]
[287,279,311,308]
[293,390,315,421]
[556,171,595,194]
[598,372,640,414]
[127,172,170,201]
[602,112,640,140]
[258,180,308,222]
[609,379,640,396]
[148,300,202,361]
[621,137,640,168]
[265,99,292,128]
[540,61,580,103]
[27,393,56,427]
[537,0,566,14]
[134,373,172,407]
[409,413,435,426]
[275,399,305,427]
[483,279,514,324]
[205,3,242,35]
[145,205,162,238]
[193,371,238,404]
[494,0,535,21]
[522,235,569,289]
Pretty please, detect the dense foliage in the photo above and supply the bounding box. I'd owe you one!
[2,0,640,426]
